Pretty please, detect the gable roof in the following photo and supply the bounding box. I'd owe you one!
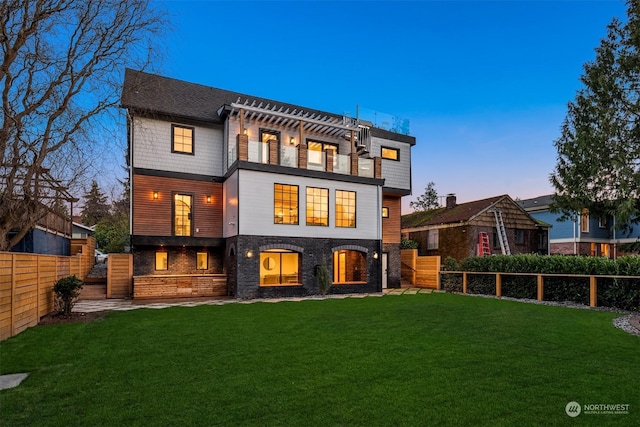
[518,194,554,211]
[402,195,506,229]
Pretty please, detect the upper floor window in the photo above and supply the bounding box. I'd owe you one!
[172,125,194,154]
[174,193,192,236]
[381,147,399,161]
[274,184,299,225]
[306,187,328,226]
[581,208,589,233]
[308,140,338,166]
[335,190,356,228]
[382,207,389,218]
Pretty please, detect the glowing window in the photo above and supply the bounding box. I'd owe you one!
[274,184,299,224]
[381,147,399,161]
[155,252,168,270]
[306,187,328,226]
[172,125,193,154]
[335,190,356,228]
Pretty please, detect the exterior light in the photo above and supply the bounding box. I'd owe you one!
[289,136,295,145]
[206,195,212,203]
[246,250,254,258]
[243,128,248,135]
[373,251,379,260]
[153,191,159,200]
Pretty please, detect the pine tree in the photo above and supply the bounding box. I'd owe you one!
[551,0,640,226]
[410,182,440,211]
[81,180,110,226]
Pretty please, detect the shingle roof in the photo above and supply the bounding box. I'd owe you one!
[518,194,554,210]
[401,195,506,229]
[120,69,343,125]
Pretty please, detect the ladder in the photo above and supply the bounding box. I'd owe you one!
[493,209,511,255]
[478,232,491,256]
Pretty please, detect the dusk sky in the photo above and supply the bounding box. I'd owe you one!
[153,0,627,212]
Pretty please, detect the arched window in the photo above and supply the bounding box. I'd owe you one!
[333,250,367,284]
[260,249,300,286]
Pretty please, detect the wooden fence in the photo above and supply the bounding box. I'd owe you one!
[400,249,441,289]
[0,238,95,341]
[441,271,640,308]
[107,254,133,298]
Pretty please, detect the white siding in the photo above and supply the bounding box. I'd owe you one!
[223,171,239,238]
[371,136,412,191]
[238,170,381,239]
[132,117,224,176]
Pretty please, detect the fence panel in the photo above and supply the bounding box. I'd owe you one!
[415,256,441,289]
[107,254,133,298]
[400,249,417,285]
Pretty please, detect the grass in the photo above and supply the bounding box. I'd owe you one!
[1,293,638,426]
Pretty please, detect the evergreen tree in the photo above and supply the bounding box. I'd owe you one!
[551,0,640,226]
[81,180,110,226]
[410,182,440,211]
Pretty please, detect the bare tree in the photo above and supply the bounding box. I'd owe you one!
[0,0,166,251]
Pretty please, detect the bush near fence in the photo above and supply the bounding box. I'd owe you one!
[441,255,640,312]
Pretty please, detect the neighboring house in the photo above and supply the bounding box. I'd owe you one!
[72,222,95,239]
[121,69,415,299]
[10,210,72,256]
[519,194,640,258]
[401,194,549,261]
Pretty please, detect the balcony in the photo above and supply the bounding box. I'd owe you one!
[230,135,381,179]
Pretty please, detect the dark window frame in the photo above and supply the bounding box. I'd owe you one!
[381,146,400,161]
[335,189,356,228]
[171,124,195,155]
[155,251,168,271]
[172,192,194,237]
[306,186,329,227]
[274,183,299,225]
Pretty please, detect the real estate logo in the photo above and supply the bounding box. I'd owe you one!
[565,401,581,417]
[565,401,630,417]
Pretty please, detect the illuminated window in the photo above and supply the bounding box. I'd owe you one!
[260,129,279,163]
[381,147,399,161]
[260,250,300,286]
[172,125,193,154]
[382,207,389,218]
[155,252,168,270]
[600,244,610,258]
[333,250,367,284]
[306,187,328,226]
[335,190,356,228]
[174,194,192,236]
[274,184,299,224]
[196,252,208,270]
[308,140,337,166]
[581,208,589,233]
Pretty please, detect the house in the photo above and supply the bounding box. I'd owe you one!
[72,222,94,239]
[9,210,72,256]
[519,194,640,257]
[121,69,415,299]
[401,194,549,261]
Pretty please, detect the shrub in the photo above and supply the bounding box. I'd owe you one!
[316,261,331,296]
[400,238,418,250]
[53,275,83,316]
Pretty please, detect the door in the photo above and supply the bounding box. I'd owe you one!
[382,253,388,289]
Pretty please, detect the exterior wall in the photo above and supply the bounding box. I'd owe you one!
[371,136,411,192]
[382,195,401,244]
[237,169,381,240]
[223,171,239,238]
[132,174,223,238]
[230,235,381,299]
[133,246,224,276]
[10,228,70,256]
[132,117,224,176]
[382,242,401,288]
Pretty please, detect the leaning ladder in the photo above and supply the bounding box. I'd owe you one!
[493,209,511,255]
[478,232,491,256]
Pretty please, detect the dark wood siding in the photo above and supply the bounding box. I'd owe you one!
[382,195,401,244]
[132,174,223,238]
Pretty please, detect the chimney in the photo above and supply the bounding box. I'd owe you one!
[446,193,457,209]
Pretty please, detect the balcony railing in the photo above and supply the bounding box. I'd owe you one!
[232,135,381,179]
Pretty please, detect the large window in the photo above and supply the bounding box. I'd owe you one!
[172,124,194,154]
[335,190,356,228]
[174,194,192,236]
[381,147,399,161]
[308,140,338,167]
[260,250,300,286]
[306,187,328,226]
[274,184,299,224]
[333,250,367,284]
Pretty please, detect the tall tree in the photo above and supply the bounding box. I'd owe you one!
[410,181,439,211]
[0,0,165,251]
[550,0,640,226]
[81,180,109,226]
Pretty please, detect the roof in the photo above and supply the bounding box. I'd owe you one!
[518,194,554,211]
[402,195,506,229]
[121,69,416,144]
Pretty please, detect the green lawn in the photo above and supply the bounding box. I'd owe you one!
[1,293,638,426]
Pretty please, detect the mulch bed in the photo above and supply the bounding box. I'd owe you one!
[38,311,107,326]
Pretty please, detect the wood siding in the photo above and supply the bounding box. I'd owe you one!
[382,195,401,244]
[132,174,223,237]
[133,274,227,299]
[107,254,133,298]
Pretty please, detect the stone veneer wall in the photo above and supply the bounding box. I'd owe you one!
[230,235,382,299]
[133,246,224,276]
[382,243,401,288]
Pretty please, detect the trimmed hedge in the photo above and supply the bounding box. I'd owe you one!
[440,255,640,311]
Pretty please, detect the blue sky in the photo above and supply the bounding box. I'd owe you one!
[155,0,627,212]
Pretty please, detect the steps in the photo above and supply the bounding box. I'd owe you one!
[80,277,107,300]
